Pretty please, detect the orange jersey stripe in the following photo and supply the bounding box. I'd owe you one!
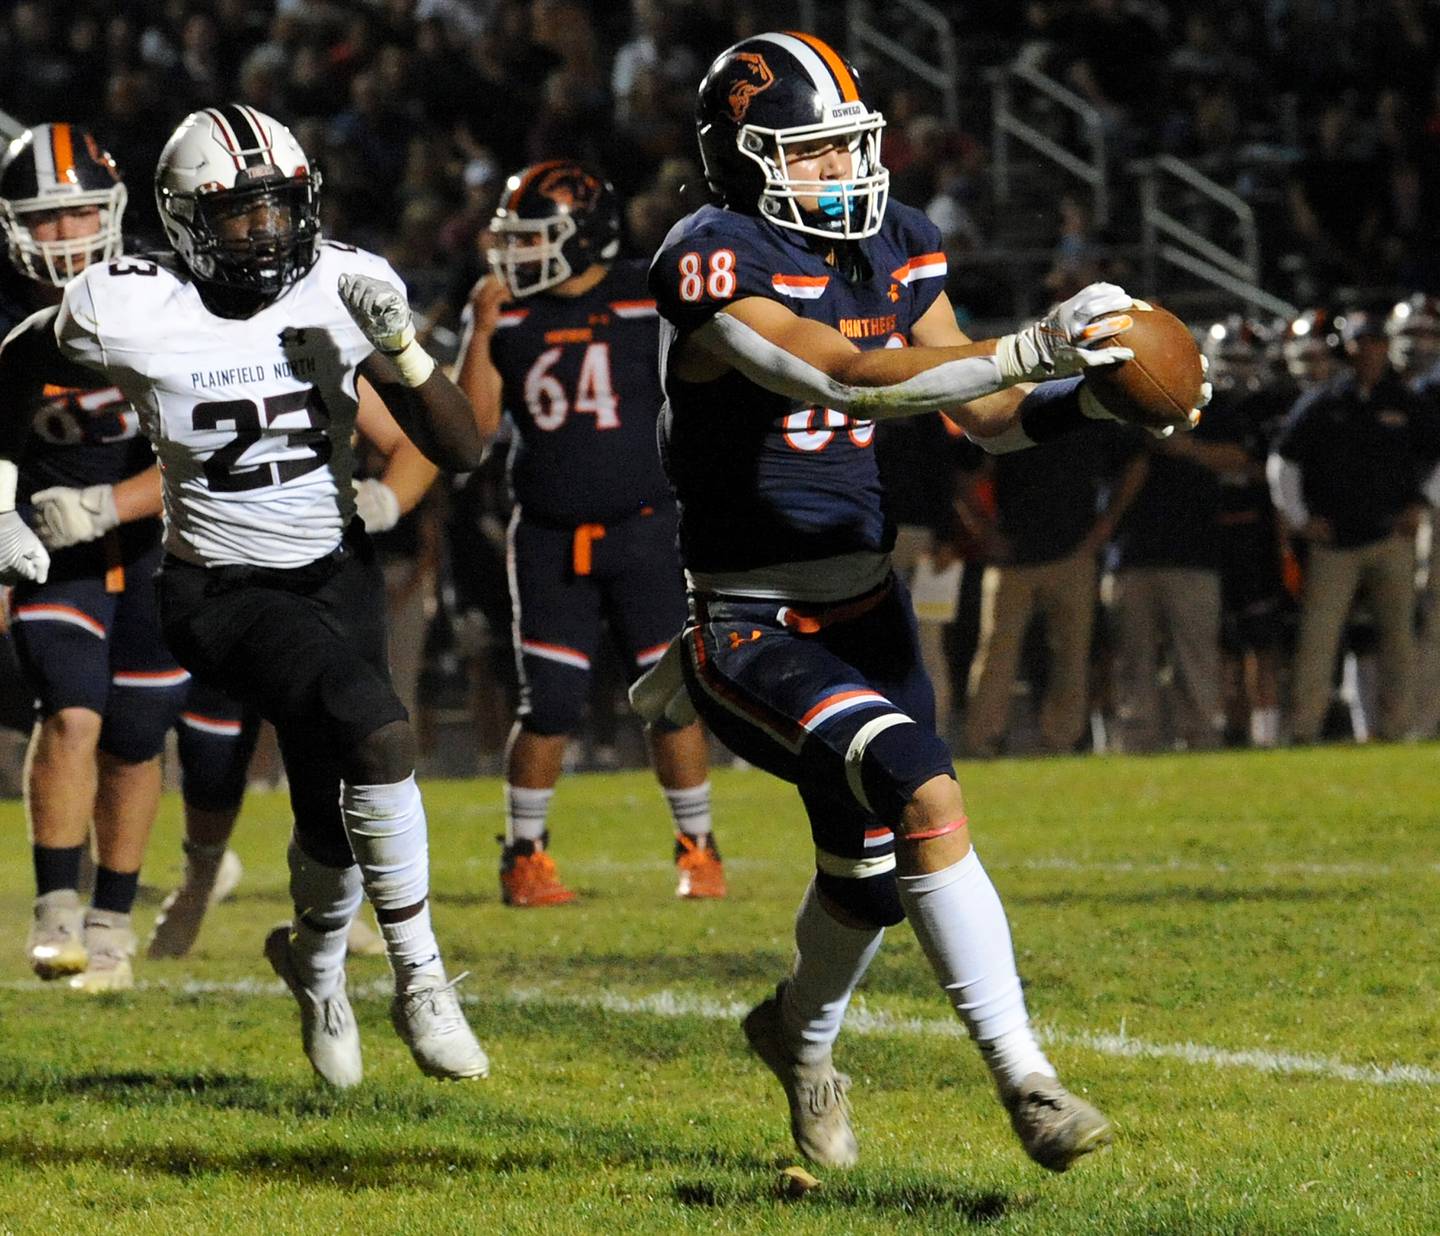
[785,31,860,102]
[772,274,830,288]
[51,124,76,185]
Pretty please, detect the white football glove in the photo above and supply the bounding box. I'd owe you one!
[354,477,401,533]
[31,483,119,549]
[997,282,1136,384]
[0,511,49,584]
[338,273,436,387]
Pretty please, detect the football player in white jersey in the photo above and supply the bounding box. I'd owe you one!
[0,105,489,1088]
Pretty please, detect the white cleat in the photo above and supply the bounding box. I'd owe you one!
[69,910,135,994]
[264,924,363,1089]
[390,972,490,1080]
[147,849,244,959]
[28,889,88,980]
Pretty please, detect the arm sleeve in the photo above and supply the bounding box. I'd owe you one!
[1266,452,1309,529]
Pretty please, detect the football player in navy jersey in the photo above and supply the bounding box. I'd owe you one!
[638,32,1204,1174]
[0,123,212,992]
[456,161,726,906]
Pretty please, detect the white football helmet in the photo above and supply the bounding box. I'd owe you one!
[155,105,321,298]
[0,123,127,287]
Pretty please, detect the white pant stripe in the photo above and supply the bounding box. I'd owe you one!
[844,713,914,812]
[814,848,898,879]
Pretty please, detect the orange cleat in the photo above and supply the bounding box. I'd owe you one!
[499,839,577,907]
[675,833,727,899]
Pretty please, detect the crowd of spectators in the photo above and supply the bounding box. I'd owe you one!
[4,0,1440,777]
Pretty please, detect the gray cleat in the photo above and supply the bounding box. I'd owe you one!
[742,983,859,1169]
[1003,1072,1113,1171]
[264,924,363,1089]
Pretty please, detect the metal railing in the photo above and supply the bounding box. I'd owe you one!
[1134,155,1297,319]
[845,0,959,127]
[990,61,1108,226]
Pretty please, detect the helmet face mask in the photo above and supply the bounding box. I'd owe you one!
[1283,309,1339,388]
[736,112,888,240]
[697,32,889,241]
[486,212,578,298]
[0,124,127,287]
[156,106,321,301]
[486,161,620,299]
[1386,294,1440,376]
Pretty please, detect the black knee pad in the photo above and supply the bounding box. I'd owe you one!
[815,869,906,929]
[518,667,586,737]
[292,808,356,869]
[852,720,955,826]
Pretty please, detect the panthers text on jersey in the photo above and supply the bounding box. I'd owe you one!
[54,240,397,569]
[650,200,947,593]
[486,259,672,525]
[1,290,156,577]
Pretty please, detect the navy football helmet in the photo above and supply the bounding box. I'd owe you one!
[1385,293,1440,377]
[1201,315,1274,393]
[696,31,888,240]
[0,123,126,287]
[486,160,622,298]
[1281,308,1339,389]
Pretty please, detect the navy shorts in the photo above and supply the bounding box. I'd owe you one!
[10,540,189,760]
[681,575,954,871]
[508,504,687,733]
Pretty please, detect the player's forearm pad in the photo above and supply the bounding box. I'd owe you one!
[0,459,17,511]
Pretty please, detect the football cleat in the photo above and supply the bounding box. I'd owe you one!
[499,837,577,907]
[1002,1073,1113,1171]
[264,924,363,1089]
[742,982,859,1168]
[68,910,135,994]
[345,912,387,957]
[390,972,490,1080]
[27,889,88,980]
[147,848,244,959]
[674,833,727,899]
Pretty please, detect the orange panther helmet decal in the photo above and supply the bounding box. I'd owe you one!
[727,52,775,123]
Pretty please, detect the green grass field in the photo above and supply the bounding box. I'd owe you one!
[1,745,1436,1234]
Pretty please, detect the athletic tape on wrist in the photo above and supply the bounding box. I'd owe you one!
[386,338,437,388]
[0,459,16,511]
[901,815,968,842]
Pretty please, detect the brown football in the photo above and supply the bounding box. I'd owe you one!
[1083,300,1204,431]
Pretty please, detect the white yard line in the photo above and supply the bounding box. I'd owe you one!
[4,976,1436,1088]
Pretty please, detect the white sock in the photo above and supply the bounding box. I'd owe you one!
[341,775,443,983]
[897,848,1054,1093]
[287,839,362,999]
[1250,706,1279,748]
[505,784,554,844]
[663,781,712,840]
[780,880,886,1065]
